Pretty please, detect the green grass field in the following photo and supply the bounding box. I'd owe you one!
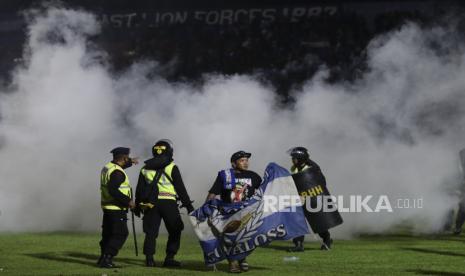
[1,232,465,275]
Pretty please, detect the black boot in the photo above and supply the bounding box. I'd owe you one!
[163,257,181,267]
[321,239,333,250]
[287,241,304,252]
[99,254,114,268]
[146,255,155,267]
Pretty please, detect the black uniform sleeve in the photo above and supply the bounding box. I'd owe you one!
[108,170,131,206]
[135,170,146,206]
[171,165,193,207]
[208,173,223,195]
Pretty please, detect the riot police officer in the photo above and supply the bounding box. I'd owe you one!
[135,139,194,267]
[287,147,342,252]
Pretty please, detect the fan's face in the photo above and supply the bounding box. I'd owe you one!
[233,157,249,170]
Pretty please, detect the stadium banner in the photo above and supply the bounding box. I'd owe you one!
[189,162,309,265]
[97,6,340,28]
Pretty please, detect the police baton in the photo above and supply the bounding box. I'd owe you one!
[130,188,138,257]
[131,209,138,256]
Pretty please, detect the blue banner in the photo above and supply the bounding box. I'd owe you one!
[189,162,309,264]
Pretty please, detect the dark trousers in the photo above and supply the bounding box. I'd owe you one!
[142,199,184,258]
[99,210,129,256]
[294,202,331,245]
[293,231,331,244]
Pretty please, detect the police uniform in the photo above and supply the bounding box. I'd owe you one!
[290,160,332,250]
[135,140,193,267]
[287,147,342,252]
[99,147,134,268]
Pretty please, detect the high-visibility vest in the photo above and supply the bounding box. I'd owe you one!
[141,162,177,200]
[100,162,131,210]
[291,164,310,174]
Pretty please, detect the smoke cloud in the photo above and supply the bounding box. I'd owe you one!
[1,6,465,237]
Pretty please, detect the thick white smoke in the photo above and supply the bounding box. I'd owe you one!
[1,6,464,237]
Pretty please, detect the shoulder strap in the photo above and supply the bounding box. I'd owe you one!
[153,169,164,185]
[144,168,163,185]
[162,170,174,184]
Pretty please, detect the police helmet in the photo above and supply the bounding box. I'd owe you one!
[287,146,309,161]
[152,139,174,158]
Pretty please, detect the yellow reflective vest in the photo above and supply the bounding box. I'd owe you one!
[100,162,131,210]
[141,162,177,200]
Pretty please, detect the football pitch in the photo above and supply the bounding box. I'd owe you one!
[1,232,465,275]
